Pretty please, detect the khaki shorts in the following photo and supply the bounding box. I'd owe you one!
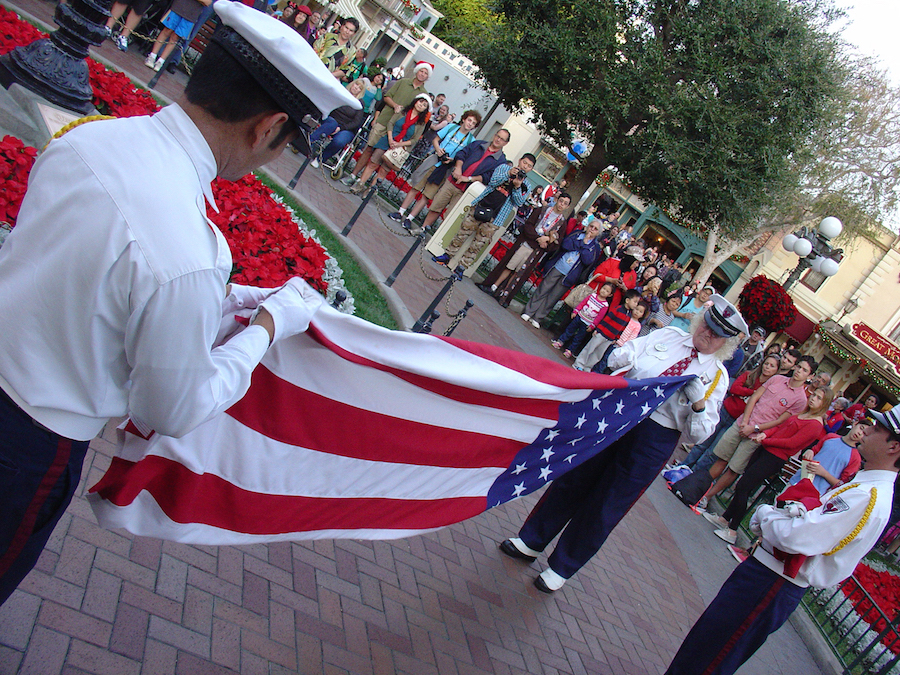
[412,169,442,199]
[367,121,388,148]
[428,180,464,213]
[506,242,535,270]
[712,421,760,474]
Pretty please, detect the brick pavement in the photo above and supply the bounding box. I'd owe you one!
[0,4,822,673]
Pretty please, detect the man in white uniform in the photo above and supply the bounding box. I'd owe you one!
[666,408,900,675]
[499,296,747,592]
[0,2,359,604]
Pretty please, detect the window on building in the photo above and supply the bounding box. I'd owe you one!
[532,148,565,182]
[801,269,827,292]
[890,321,900,343]
[425,37,431,45]
[458,59,465,66]
[442,48,448,55]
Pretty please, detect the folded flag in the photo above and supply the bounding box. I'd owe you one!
[89,306,688,544]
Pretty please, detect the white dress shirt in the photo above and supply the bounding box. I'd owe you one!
[0,105,270,440]
[607,326,729,444]
[750,469,895,588]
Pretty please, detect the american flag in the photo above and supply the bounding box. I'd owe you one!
[89,306,688,544]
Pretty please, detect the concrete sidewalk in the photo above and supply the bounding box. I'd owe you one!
[0,4,826,672]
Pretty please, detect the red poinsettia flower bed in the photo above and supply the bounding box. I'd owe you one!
[0,6,333,293]
[842,563,900,653]
[737,275,798,332]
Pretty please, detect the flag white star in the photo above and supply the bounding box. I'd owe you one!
[592,398,602,409]
[641,403,652,416]
[512,463,527,475]
[547,429,560,441]
[641,386,649,391]
[631,390,640,396]
[597,418,608,433]
[567,436,584,446]
[565,454,576,463]
[575,414,587,429]
[615,401,625,415]
[513,482,526,497]
[654,386,666,397]
[539,466,552,481]
[541,447,555,462]
[601,390,614,399]
[617,423,630,432]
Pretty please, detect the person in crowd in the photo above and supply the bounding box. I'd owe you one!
[542,180,565,204]
[590,300,648,373]
[635,265,658,293]
[0,1,344,604]
[702,355,816,505]
[432,156,535,269]
[810,370,831,390]
[286,4,315,43]
[670,285,713,331]
[342,61,431,186]
[408,129,510,235]
[764,342,782,357]
[360,71,385,113]
[144,0,212,71]
[572,290,642,371]
[307,9,323,43]
[738,326,767,373]
[551,282,615,358]
[105,0,151,51]
[684,353,782,481]
[478,192,570,305]
[313,17,359,79]
[845,393,881,423]
[308,78,367,169]
[337,47,367,84]
[703,384,832,545]
[564,210,589,238]
[586,252,640,309]
[661,261,682,292]
[500,296,746,592]
[639,290,681,337]
[387,110,481,228]
[666,409,899,675]
[520,220,603,329]
[638,276,662,315]
[430,93,446,115]
[777,347,800,376]
[825,396,849,433]
[350,93,431,194]
[786,419,868,495]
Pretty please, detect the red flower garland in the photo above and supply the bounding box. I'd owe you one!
[737,275,797,332]
[841,562,900,654]
[0,135,37,226]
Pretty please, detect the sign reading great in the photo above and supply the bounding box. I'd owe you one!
[852,323,900,375]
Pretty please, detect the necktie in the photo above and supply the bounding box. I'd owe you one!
[662,349,698,377]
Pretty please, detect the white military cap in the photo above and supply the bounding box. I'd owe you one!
[703,294,749,338]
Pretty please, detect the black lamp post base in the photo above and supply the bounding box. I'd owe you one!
[0,41,95,115]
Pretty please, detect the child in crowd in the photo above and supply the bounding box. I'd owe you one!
[144,0,211,71]
[590,300,648,373]
[573,289,642,371]
[551,282,615,359]
[639,291,681,337]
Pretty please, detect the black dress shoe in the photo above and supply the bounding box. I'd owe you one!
[499,539,537,562]
[533,575,555,594]
[475,283,494,294]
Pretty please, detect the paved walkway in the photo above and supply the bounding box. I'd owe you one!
[0,4,826,673]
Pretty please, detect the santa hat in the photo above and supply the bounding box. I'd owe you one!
[414,61,434,77]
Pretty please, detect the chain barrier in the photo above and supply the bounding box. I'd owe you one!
[108,16,160,44]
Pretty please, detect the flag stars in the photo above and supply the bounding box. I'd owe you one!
[592,398,602,410]
[541,447,555,462]
[615,401,625,415]
[597,418,608,433]
[539,466,552,481]
[654,385,666,397]
[575,414,587,429]
[513,482,526,497]
[641,402,652,416]
[546,429,560,441]
[512,463,527,475]
[565,454,576,463]
[567,436,584,446]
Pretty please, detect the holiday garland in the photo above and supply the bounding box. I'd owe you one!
[814,324,900,398]
[737,275,797,333]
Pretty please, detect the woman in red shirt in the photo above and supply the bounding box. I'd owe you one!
[586,254,639,308]
[706,386,833,545]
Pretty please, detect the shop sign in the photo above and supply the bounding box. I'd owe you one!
[852,323,900,374]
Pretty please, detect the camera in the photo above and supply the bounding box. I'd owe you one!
[439,153,455,165]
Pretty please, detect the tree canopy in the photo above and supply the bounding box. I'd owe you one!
[462,0,847,238]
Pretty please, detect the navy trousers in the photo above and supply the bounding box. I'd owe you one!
[518,419,680,578]
[666,556,806,675]
[0,390,89,604]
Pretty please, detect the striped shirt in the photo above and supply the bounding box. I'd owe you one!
[595,305,632,341]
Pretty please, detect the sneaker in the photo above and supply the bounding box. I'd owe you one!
[572,364,586,371]
[530,319,540,329]
[144,53,157,68]
[728,545,749,563]
[341,174,357,186]
[433,253,451,265]
[349,181,366,195]
[408,225,424,235]
[703,512,728,528]
[563,349,573,359]
[550,340,563,350]
[388,211,404,222]
[521,314,531,322]
[714,528,737,545]
[115,34,128,51]
[696,496,708,511]
[153,57,164,72]
[310,158,320,169]
[103,25,112,38]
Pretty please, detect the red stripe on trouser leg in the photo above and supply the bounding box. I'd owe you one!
[0,437,72,576]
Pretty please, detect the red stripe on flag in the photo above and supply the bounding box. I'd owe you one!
[306,323,608,418]
[93,456,487,534]
[227,365,527,468]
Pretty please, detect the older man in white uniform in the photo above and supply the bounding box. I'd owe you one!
[0,2,360,604]
[500,296,747,592]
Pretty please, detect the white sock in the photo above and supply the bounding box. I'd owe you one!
[490,284,497,291]
[398,206,408,216]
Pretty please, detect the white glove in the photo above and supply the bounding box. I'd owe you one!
[606,347,633,374]
[782,502,808,519]
[222,283,277,316]
[252,277,324,344]
[682,376,707,404]
[748,506,767,536]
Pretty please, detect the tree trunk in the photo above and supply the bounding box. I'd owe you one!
[565,143,608,209]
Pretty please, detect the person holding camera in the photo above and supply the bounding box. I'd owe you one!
[433,155,535,269]
[388,110,482,229]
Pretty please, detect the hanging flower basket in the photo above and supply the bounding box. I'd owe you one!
[737,275,797,333]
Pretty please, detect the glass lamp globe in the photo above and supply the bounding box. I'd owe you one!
[793,237,813,257]
[782,233,798,252]
[820,258,840,276]
[818,216,843,239]
[810,256,825,273]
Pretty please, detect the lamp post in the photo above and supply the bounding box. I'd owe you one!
[781,217,844,291]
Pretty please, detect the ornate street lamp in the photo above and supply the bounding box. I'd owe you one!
[781,217,844,291]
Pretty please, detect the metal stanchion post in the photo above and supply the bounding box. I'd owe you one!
[341,180,379,237]
[385,233,424,287]
[443,299,474,337]
[330,290,347,309]
[420,310,440,334]
[288,153,314,189]
[411,265,464,332]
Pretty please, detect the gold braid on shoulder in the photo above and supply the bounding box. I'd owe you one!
[701,369,722,402]
[44,115,115,149]
[823,483,878,556]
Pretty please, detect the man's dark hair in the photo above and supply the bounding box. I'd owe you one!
[797,355,818,372]
[555,191,571,202]
[437,92,445,98]
[623,289,642,301]
[342,17,359,31]
[577,210,588,217]
[521,152,537,164]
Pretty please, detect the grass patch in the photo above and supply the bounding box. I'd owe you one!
[256,172,398,330]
